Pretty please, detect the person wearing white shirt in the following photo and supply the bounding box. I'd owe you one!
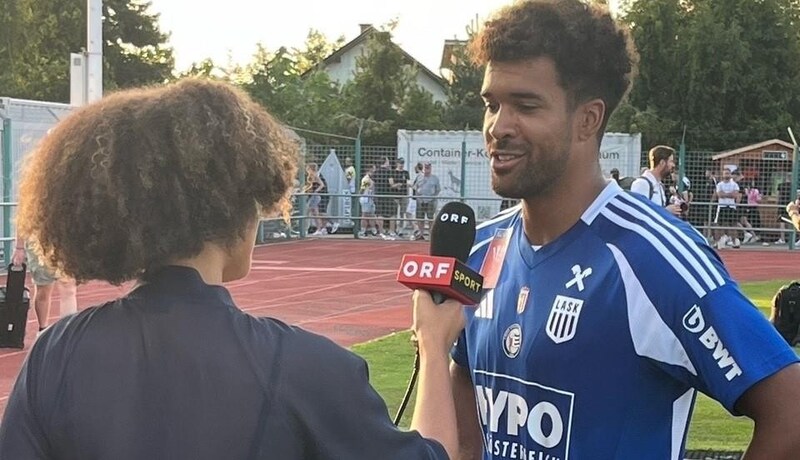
[713,168,742,249]
[630,145,682,217]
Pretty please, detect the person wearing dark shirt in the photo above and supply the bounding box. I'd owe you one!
[390,158,411,235]
[371,158,394,237]
[0,79,463,459]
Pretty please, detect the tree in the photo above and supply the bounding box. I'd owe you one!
[619,0,800,150]
[239,43,344,142]
[0,0,174,102]
[341,25,446,144]
[293,29,345,74]
[441,27,484,130]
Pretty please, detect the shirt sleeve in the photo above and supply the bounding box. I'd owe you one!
[629,178,649,198]
[0,344,51,459]
[669,284,797,413]
[280,329,448,459]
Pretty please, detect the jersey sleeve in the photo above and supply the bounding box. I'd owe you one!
[279,329,448,459]
[680,284,798,413]
[620,238,799,414]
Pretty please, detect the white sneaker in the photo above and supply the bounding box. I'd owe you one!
[716,236,729,250]
[776,238,786,245]
[731,238,741,248]
[742,232,753,244]
[331,223,340,234]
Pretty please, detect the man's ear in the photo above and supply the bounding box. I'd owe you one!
[575,98,605,142]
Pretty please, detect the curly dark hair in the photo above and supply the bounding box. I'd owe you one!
[470,0,636,132]
[16,78,298,285]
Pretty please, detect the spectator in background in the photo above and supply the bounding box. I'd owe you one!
[776,178,795,245]
[344,157,356,194]
[740,179,762,245]
[609,168,620,183]
[408,162,423,240]
[389,158,410,236]
[304,163,324,234]
[713,168,742,249]
[786,199,800,232]
[11,233,77,336]
[412,162,440,240]
[358,165,378,237]
[630,145,683,217]
[371,157,394,238]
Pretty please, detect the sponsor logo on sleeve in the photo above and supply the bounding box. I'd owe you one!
[682,305,742,381]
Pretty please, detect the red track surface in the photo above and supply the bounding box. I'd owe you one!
[0,239,797,419]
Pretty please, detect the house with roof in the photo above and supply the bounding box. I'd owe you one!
[307,24,448,103]
[712,139,795,192]
[712,139,797,232]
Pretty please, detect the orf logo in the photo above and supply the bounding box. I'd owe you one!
[546,295,584,344]
[401,259,451,279]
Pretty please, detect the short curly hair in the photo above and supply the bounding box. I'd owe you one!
[16,78,298,285]
[470,0,636,132]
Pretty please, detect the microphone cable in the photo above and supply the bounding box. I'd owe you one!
[393,341,420,426]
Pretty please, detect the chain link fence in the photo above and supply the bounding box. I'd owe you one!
[612,141,799,250]
[0,98,74,264]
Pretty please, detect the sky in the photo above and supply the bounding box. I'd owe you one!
[148,0,620,74]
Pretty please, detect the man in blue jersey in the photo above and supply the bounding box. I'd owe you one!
[450,1,800,459]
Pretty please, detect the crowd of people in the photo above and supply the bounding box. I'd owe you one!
[613,149,800,250]
[312,155,442,240]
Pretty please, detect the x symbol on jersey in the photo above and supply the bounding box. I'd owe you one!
[565,264,592,292]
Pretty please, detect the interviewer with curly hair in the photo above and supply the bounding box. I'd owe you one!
[0,79,463,460]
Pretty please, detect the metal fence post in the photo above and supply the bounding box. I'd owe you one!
[2,118,12,266]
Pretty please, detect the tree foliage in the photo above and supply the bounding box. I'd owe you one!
[442,28,485,130]
[618,0,800,150]
[0,0,173,102]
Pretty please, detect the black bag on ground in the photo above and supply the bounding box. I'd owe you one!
[0,264,30,349]
[770,281,800,347]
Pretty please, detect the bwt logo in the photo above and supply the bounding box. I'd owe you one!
[401,260,451,279]
[682,305,742,381]
[439,212,470,225]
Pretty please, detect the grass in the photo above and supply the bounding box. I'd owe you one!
[351,279,800,451]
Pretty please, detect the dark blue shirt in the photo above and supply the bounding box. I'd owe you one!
[0,266,446,459]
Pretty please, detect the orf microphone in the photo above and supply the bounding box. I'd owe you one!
[396,201,483,305]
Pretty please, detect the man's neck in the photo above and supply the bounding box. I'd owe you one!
[647,168,664,181]
[521,166,607,246]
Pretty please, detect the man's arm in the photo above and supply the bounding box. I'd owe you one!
[450,361,484,460]
[736,364,800,459]
[12,227,26,266]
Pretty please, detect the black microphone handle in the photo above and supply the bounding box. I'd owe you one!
[431,291,447,305]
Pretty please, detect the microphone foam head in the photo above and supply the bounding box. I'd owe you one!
[429,201,476,262]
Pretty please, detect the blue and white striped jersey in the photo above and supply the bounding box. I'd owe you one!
[452,181,798,460]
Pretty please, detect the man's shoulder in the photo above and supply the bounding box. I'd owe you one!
[470,206,521,259]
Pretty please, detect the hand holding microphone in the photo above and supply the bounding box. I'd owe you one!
[396,201,484,306]
[411,290,466,356]
[393,202,484,427]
